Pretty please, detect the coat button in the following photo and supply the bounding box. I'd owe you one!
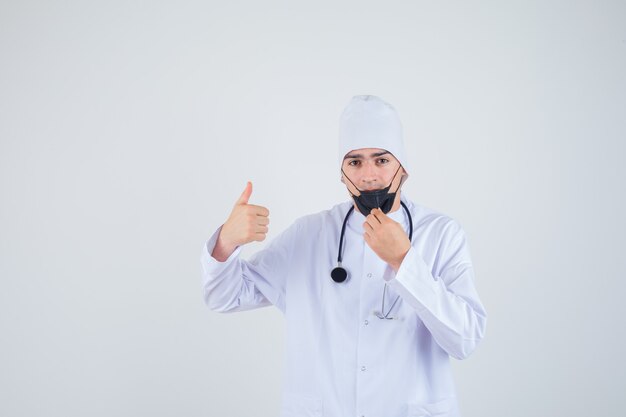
[361,366,366,371]
[367,273,372,278]
[364,320,369,326]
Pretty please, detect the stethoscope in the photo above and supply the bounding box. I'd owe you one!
[330,201,413,283]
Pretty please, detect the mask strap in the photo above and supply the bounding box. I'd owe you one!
[389,164,402,189]
[341,168,360,193]
[391,164,404,193]
[341,163,403,194]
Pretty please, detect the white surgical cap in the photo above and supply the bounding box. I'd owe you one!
[338,95,409,176]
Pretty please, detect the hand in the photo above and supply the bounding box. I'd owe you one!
[211,181,270,261]
[363,208,410,272]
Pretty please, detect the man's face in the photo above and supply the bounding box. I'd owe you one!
[341,148,406,195]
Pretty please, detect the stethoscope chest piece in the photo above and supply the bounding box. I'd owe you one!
[330,265,348,283]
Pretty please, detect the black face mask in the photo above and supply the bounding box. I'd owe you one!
[342,164,403,216]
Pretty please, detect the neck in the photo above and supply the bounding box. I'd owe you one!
[389,191,402,213]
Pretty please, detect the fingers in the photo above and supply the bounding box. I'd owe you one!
[364,211,381,231]
[239,218,269,243]
[370,208,388,223]
[253,233,267,242]
[247,204,270,217]
[236,181,253,205]
[254,223,269,233]
[248,206,269,240]
[245,207,269,242]
[252,221,269,241]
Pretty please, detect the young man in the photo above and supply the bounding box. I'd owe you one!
[201,95,487,417]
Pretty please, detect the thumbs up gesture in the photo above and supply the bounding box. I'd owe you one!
[212,182,270,261]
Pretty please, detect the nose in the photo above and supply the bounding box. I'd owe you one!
[360,161,379,187]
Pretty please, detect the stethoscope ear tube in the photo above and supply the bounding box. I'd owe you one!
[331,202,413,283]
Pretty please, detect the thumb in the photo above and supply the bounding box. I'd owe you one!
[236,181,253,205]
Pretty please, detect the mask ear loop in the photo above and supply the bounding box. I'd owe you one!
[341,163,403,196]
[389,163,403,192]
[340,168,360,197]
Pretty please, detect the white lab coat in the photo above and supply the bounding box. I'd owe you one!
[201,195,487,417]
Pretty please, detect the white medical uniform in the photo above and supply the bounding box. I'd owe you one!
[200,194,487,417]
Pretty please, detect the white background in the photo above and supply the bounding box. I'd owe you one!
[1,1,625,416]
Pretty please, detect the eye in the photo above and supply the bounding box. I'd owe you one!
[348,160,360,166]
[377,158,389,164]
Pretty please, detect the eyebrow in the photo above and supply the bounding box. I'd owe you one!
[343,150,390,160]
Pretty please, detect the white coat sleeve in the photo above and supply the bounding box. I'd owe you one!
[385,220,487,360]
[200,221,300,314]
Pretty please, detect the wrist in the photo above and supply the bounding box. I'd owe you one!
[391,247,410,272]
[211,236,238,262]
